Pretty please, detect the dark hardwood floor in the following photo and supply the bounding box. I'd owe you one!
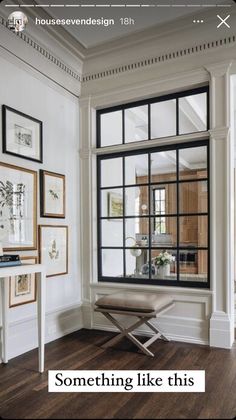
[0,329,236,419]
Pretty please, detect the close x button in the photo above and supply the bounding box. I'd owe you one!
[217,15,231,28]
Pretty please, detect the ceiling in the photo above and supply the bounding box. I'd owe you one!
[29,0,235,48]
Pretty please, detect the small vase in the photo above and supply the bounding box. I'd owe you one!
[158,264,170,278]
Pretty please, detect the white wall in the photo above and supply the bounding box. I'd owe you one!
[0,51,82,360]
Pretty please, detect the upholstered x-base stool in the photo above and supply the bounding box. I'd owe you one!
[95,292,174,357]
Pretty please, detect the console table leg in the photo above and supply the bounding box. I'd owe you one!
[37,272,46,373]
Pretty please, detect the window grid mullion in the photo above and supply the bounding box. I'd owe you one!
[98,143,209,288]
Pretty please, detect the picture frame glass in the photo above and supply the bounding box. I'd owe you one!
[43,173,65,217]
[40,226,68,277]
[0,163,37,251]
[4,106,42,162]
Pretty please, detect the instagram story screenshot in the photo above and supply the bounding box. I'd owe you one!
[0,0,236,419]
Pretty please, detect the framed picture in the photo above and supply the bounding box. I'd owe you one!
[2,105,43,163]
[108,192,123,218]
[9,256,37,308]
[0,162,37,251]
[40,170,65,218]
[39,225,68,277]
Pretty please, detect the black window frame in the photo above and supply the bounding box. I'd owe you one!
[97,86,209,148]
[97,139,210,289]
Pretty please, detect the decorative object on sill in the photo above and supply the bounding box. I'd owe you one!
[9,257,37,308]
[0,162,37,251]
[153,251,175,278]
[40,170,66,218]
[2,105,43,163]
[140,236,148,247]
[158,265,170,278]
[108,192,123,218]
[0,254,21,268]
[126,236,142,257]
[141,204,148,215]
[141,263,156,276]
[39,225,68,277]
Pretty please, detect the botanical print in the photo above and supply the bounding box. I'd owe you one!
[9,272,36,307]
[41,171,65,218]
[49,239,59,260]
[49,189,59,200]
[15,274,31,296]
[14,124,33,148]
[0,163,37,250]
[0,180,25,236]
[39,225,68,277]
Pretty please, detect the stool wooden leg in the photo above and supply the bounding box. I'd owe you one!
[144,319,170,342]
[100,313,155,357]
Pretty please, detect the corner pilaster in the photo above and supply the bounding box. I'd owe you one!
[206,61,234,348]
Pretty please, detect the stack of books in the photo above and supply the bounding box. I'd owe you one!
[0,255,22,267]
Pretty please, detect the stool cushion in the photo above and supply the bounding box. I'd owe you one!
[95,292,173,313]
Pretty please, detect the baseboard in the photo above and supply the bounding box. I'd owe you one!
[92,312,209,347]
[92,323,208,346]
[0,302,83,362]
[210,311,234,349]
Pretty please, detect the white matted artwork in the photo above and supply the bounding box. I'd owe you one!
[40,170,65,218]
[39,225,68,277]
[2,105,43,163]
[0,162,37,251]
[9,256,37,307]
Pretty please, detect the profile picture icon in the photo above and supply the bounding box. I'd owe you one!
[8,11,28,33]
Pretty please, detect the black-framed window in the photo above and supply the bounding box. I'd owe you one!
[97,140,210,288]
[97,87,209,148]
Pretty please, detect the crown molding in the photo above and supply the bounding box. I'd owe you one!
[11,0,87,61]
[0,2,236,96]
[82,35,236,83]
[0,14,82,84]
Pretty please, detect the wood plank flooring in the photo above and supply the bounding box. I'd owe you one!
[1,329,236,419]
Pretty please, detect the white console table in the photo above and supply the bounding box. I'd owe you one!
[0,264,46,373]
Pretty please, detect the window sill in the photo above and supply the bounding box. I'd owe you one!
[90,281,213,296]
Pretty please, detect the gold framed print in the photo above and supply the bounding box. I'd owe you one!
[39,225,68,278]
[9,256,37,308]
[40,170,65,218]
[0,162,37,251]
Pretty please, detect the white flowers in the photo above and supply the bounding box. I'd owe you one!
[153,251,175,267]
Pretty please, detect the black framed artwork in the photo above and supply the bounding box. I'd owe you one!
[40,170,66,218]
[2,105,43,163]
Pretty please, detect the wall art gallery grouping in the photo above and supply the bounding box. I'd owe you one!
[0,105,68,308]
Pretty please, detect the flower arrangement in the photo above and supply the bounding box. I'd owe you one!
[153,251,175,267]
